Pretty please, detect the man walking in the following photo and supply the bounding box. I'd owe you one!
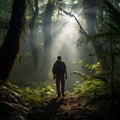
[52,56,67,98]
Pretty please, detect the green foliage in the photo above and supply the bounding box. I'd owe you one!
[19,84,56,107]
[85,61,104,76]
[72,61,111,109]
[73,61,108,79]
[0,82,56,108]
[73,79,110,99]
[71,57,113,117]
[72,70,90,80]
[0,82,23,104]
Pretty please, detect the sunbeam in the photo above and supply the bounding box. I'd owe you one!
[50,14,81,90]
[50,12,97,90]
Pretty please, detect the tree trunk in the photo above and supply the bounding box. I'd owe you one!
[28,0,39,69]
[83,0,107,68]
[83,0,97,34]
[41,0,55,77]
[0,0,26,84]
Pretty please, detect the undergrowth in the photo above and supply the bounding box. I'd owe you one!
[19,84,56,107]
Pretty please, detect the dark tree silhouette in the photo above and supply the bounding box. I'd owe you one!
[0,0,26,84]
[28,0,39,69]
[82,0,107,68]
[41,0,55,76]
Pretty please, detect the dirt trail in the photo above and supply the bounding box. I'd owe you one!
[40,96,92,120]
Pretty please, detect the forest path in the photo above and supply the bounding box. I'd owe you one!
[38,96,94,120]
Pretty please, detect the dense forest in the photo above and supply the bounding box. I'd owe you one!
[0,0,120,120]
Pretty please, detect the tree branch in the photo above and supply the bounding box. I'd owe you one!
[59,7,88,37]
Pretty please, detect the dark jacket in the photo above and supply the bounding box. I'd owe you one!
[52,60,66,76]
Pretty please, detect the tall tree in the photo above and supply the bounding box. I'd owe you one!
[0,0,26,84]
[82,0,97,33]
[82,0,108,68]
[28,0,39,69]
[41,0,55,75]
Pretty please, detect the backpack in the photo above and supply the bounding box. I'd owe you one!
[52,61,66,75]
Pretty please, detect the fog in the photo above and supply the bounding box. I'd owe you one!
[48,13,96,90]
[11,9,97,91]
[50,15,80,90]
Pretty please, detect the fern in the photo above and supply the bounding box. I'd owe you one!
[73,79,110,99]
[19,84,56,107]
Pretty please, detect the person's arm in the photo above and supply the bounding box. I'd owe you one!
[63,62,67,79]
[52,63,56,80]
[65,71,67,79]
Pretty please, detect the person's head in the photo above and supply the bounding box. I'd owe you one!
[57,56,61,60]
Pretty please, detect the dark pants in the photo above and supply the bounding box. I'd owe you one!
[55,76,65,97]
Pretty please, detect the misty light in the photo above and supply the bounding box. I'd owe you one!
[50,11,96,90]
[51,13,80,60]
[62,12,79,24]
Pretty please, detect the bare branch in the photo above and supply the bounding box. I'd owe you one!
[59,7,88,37]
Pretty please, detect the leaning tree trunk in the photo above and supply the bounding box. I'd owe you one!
[28,0,39,69]
[83,0,107,68]
[0,0,26,84]
[41,0,55,77]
